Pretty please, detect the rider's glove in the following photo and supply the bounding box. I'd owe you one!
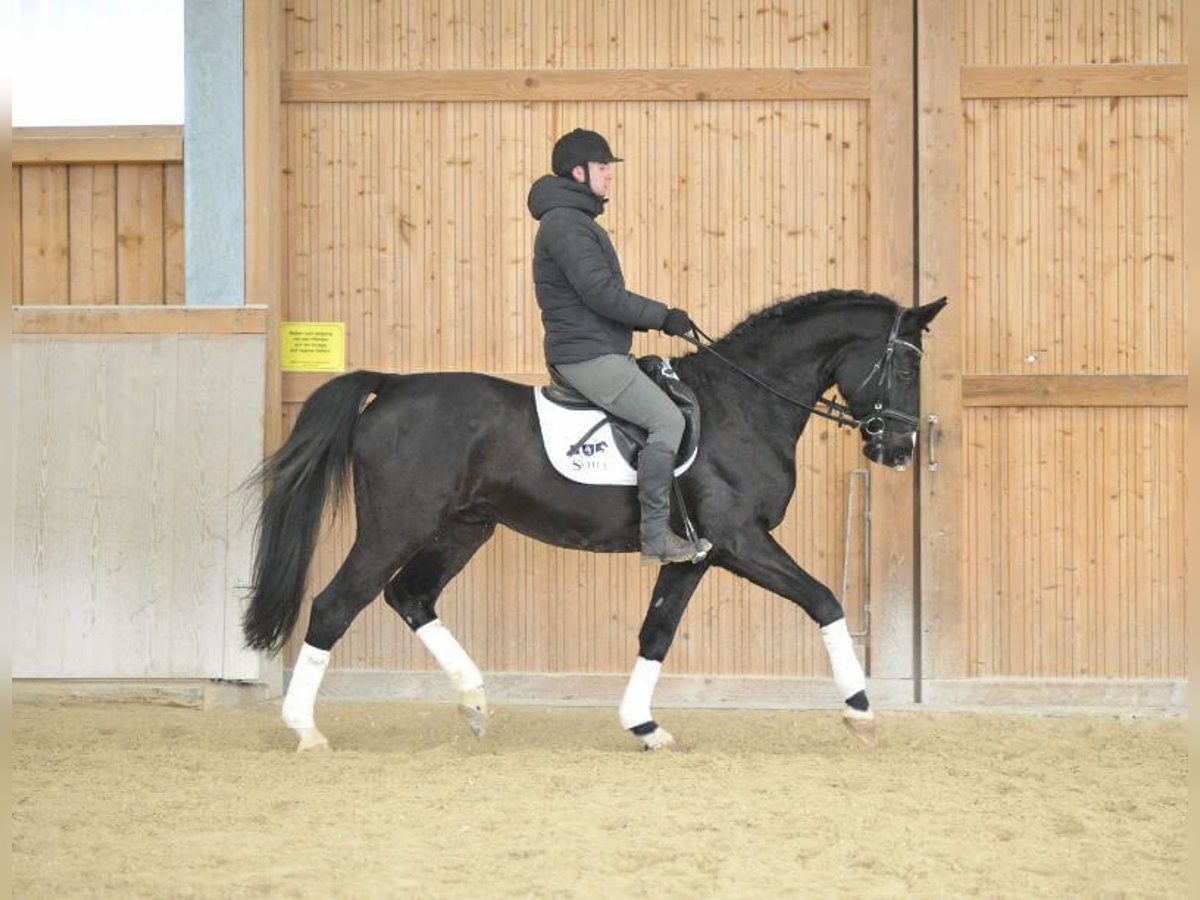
[661,308,697,338]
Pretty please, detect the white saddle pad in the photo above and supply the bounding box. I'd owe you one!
[533,388,697,486]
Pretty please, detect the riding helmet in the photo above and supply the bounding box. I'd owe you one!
[551,128,623,176]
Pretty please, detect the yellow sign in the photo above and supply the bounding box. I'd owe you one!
[280,322,346,372]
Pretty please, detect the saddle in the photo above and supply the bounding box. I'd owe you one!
[534,356,701,487]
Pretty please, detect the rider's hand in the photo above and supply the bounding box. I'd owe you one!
[661,308,696,338]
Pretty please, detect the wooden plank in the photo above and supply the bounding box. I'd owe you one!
[67,165,118,304]
[163,164,185,303]
[867,0,916,684]
[20,165,70,304]
[282,67,873,103]
[961,64,1187,98]
[115,164,166,303]
[14,126,183,164]
[962,375,1186,407]
[14,305,269,335]
[245,0,284,457]
[13,167,24,302]
[917,0,966,681]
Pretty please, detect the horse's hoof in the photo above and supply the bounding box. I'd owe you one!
[295,727,331,753]
[459,688,489,738]
[841,709,877,746]
[637,726,676,751]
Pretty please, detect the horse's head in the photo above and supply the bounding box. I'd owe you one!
[833,298,947,471]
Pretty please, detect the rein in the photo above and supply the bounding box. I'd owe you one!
[680,311,922,435]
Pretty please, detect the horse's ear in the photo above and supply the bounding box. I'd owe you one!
[908,296,948,332]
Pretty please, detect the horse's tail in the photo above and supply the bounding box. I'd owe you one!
[242,370,388,654]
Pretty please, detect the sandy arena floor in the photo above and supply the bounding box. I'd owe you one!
[12,699,1188,898]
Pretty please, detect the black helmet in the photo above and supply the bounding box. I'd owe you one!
[551,128,623,176]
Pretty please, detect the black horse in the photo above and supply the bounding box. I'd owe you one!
[245,289,946,751]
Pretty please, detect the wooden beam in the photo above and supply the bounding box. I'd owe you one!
[282,67,873,103]
[961,64,1187,99]
[14,126,184,164]
[14,305,268,335]
[961,375,1186,407]
[244,0,284,456]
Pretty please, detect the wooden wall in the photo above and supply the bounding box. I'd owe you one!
[277,0,898,681]
[920,0,1187,687]
[13,126,185,306]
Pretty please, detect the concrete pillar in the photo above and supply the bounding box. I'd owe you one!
[184,0,244,305]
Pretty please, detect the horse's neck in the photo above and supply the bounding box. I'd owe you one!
[679,323,840,445]
[712,322,839,402]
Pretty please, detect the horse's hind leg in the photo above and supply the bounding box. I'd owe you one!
[383,519,496,737]
[282,538,412,752]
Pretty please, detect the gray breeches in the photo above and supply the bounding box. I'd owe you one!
[553,354,685,452]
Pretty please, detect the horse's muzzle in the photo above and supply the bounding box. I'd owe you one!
[863,429,916,470]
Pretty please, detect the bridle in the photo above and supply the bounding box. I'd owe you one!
[681,311,923,441]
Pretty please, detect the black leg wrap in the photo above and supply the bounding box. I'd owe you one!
[845,689,869,712]
[629,721,659,737]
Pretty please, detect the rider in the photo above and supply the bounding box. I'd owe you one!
[527,128,711,565]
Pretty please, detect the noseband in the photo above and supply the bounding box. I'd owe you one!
[684,312,921,437]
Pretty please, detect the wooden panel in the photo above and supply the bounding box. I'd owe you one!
[67,165,118,304]
[867,0,917,682]
[963,0,1188,66]
[20,165,70,304]
[273,1,898,683]
[917,0,967,681]
[284,0,871,69]
[164,164,186,303]
[920,0,1189,684]
[962,375,1186,407]
[13,168,24,301]
[13,334,267,679]
[14,306,268,335]
[963,407,1186,678]
[14,154,183,306]
[245,0,284,454]
[116,164,165,303]
[14,126,183,164]
[963,97,1186,375]
[282,67,873,102]
[962,64,1187,98]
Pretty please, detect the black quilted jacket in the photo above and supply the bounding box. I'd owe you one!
[527,175,669,364]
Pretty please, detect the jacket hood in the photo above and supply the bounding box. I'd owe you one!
[527,174,606,221]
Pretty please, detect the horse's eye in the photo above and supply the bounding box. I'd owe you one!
[895,368,916,383]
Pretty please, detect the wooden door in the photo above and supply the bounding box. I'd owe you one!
[917,0,1188,703]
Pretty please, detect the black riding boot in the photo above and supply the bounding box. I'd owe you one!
[637,443,711,565]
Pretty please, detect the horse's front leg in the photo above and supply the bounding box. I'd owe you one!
[620,561,710,750]
[718,531,876,744]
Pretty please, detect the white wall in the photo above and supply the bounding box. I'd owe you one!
[13,334,266,679]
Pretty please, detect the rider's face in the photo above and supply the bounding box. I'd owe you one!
[573,161,614,198]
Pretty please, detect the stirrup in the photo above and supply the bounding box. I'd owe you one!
[640,535,712,566]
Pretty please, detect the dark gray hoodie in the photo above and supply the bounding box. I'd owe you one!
[527,175,669,365]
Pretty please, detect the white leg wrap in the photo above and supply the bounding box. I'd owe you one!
[282,643,331,730]
[619,657,663,729]
[820,618,867,701]
[416,620,483,692]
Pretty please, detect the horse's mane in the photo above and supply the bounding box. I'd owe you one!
[713,289,898,347]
